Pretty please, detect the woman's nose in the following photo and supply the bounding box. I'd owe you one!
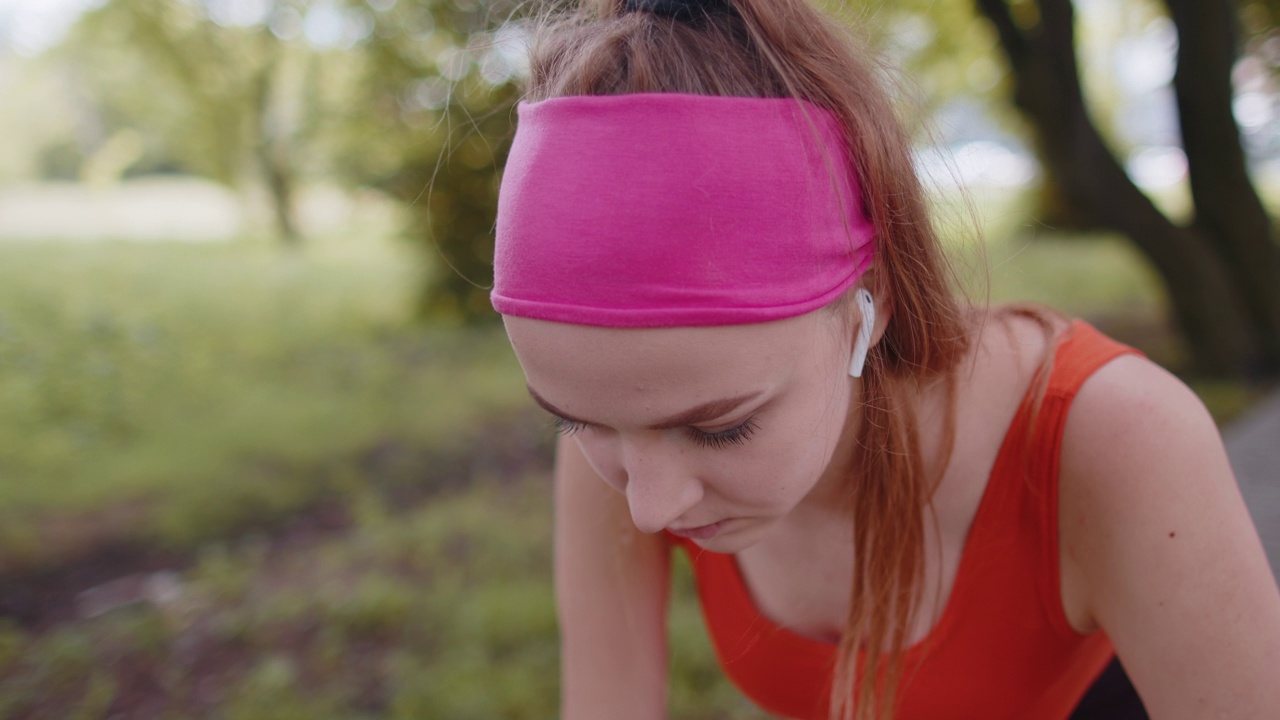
[620,436,704,535]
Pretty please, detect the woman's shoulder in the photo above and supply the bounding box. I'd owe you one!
[1052,316,1242,626]
[1058,340,1224,525]
[1057,320,1208,455]
[1054,334,1280,715]
[979,304,1220,514]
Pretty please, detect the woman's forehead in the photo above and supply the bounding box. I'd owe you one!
[503,313,843,416]
[504,312,834,365]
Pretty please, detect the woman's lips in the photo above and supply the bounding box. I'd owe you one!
[667,520,727,540]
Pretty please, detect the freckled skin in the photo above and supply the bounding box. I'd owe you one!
[503,311,860,553]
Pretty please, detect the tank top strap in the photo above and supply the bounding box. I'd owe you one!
[1043,320,1143,399]
[1023,320,1145,466]
[1012,319,1144,636]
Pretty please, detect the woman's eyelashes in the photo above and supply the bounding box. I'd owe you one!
[551,415,761,450]
[688,417,759,450]
[551,415,587,437]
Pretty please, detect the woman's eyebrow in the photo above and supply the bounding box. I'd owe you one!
[525,386,764,430]
[525,387,589,424]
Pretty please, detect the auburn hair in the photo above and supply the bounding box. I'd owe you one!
[525,1,972,718]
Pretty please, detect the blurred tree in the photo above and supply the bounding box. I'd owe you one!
[62,0,342,245]
[325,0,523,323]
[974,0,1280,376]
[59,0,523,315]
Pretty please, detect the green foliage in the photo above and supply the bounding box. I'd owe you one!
[986,232,1165,316]
[0,55,88,183]
[64,1,285,183]
[931,187,1165,313]
[0,627,120,719]
[1240,1,1280,75]
[221,656,343,720]
[191,543,262,605]
[840,0,1009,115]
[323,572,419,637]
[51,1,382,241]
[92,605,173,659]
[58,0,527,306]
[330,0,524,322]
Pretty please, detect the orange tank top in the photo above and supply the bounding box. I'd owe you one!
[667,320,1141,719]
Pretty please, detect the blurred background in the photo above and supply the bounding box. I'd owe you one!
[0,0,1276,718]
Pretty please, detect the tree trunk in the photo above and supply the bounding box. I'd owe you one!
[262,147,300,246]
[974,0,1264,376]
[1165,0,1280,371]
[251,44,300,247]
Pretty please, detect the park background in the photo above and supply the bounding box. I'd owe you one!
[0,0,1277,718]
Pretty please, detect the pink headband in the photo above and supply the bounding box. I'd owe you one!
[491,93,875,327]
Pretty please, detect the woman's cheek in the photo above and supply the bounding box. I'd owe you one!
[766,402,848,494]
[720,429,823,506]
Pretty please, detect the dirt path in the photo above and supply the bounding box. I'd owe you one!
[0,415,554,632]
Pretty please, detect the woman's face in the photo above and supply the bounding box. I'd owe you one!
[504,309,856,553]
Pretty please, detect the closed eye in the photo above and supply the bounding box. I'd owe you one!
[551,414,760,450]
[688,417,758,450]
[551,415,587,437]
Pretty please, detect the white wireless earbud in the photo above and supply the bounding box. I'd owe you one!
[849,288,875,378]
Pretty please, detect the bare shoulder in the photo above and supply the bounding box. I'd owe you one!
[1065,351,1211,455]
[1059,353,1236,535]
[1059,353,1280,718]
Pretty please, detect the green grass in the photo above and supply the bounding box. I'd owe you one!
[0,237,530,570]
[983,230,1165,317]
[933,186,1166,317]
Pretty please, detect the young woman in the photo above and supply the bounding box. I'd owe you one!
[488,0,1280,718]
